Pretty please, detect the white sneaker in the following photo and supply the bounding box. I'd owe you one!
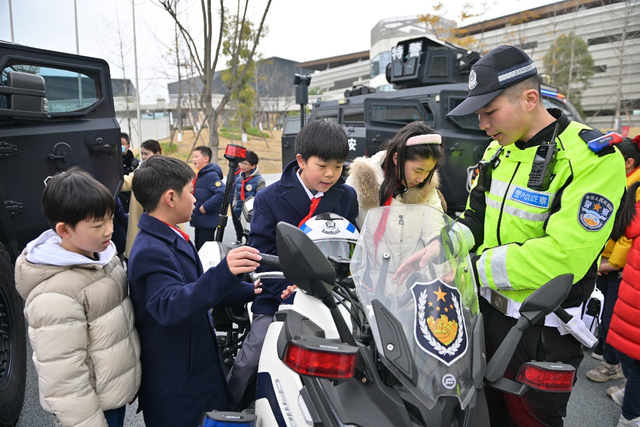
[617,414,640,427]
[608,379,627,397]
[612,387,625,406]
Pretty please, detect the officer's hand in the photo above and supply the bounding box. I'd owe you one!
[394,240,441,284]
[226,246,261,275]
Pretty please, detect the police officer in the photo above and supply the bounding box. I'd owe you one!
[399,46,626,426]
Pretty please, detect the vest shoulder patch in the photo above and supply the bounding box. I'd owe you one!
[578,193,613,231]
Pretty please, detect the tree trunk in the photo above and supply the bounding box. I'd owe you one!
[208,113,220,163]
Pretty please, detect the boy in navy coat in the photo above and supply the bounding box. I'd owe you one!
[227,119,359,406]
[191,145,225,250]
[128,155,262,427]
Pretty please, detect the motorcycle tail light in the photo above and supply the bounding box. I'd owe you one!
[199,410,256,427]
[283,341,357,379]
[517,362,575,392]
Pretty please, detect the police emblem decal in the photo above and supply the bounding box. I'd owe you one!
[578,193,614,232]
[411,279,468,367]
[468,70,478,91]
[322,220,339,235]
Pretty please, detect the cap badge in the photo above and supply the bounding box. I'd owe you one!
[468,70,478,91]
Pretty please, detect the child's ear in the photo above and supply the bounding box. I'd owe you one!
[162,189,176,208]
[296,154,306,170]
[55,222,72,238]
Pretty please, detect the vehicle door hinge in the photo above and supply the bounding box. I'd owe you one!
[4,201,24,217]
[0,142,18,158]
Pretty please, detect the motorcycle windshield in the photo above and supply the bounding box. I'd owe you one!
[351,205,480,410]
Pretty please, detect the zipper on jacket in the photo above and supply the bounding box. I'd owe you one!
[496,163,521,246]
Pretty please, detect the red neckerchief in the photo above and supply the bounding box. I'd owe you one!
[373,195,394,254]
[160,220,190,242]
[627,165,640,178]
[240,175,253,201]
[298,197,322,228]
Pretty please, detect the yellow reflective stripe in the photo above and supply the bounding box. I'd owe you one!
[478,246,513,291]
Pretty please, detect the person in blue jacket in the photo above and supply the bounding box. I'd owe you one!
[231,150,266,243]
[128,155,263,427]
[226,119,359,408]
[190,145,225,250]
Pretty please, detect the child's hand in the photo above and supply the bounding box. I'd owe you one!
[254,278,263,294]
[281,285,297,299]
[227,246,261,275]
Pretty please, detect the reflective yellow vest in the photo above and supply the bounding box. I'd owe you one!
[459,120,626,305]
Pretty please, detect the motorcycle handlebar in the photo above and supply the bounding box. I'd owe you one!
[259,253,280,268]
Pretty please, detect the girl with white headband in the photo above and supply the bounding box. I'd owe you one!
[346,121,445,229]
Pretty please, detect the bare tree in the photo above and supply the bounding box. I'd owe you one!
[160,0,272,162]
[600,0,639,130]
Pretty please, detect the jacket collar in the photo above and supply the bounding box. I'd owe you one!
[198,163,217,177]
[279,160,347,219]
[138,213,200,263]
[516,109,569,150]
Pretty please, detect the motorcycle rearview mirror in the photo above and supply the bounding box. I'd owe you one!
[485,274,573,383]
[275,221,336,303]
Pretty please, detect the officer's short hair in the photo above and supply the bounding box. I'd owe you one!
[42,168,114,229]
[121,132,130,145]
[133,156,195,213]
[295,119,349,162]
[195,145,212,162]
[503,76,540,103]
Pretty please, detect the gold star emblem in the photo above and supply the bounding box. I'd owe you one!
[433,287,447,302]
[594,203,601,211]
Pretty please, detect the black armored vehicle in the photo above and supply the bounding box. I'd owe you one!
[282,36,583,216]
[0,42,122,426]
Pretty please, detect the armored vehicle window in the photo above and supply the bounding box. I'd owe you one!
[315,109,339,122]
[1,63,100,113]
[342,107,364,125]
[370,104,421,125]
[447,97,480,130]
[283,116,303,135]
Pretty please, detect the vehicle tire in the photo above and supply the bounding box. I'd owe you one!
[0,243,26,427]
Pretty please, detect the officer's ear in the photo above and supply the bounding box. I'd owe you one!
[524,88,539,112]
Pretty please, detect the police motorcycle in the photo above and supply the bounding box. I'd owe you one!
[253,204,578,427]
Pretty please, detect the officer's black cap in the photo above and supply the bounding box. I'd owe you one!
[447,45,537,117]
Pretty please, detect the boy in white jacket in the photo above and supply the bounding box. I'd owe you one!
[14,169,141,427]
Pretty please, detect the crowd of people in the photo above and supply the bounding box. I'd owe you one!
[13,45,640,427]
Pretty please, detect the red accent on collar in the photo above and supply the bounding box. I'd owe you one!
[160,220,190,242]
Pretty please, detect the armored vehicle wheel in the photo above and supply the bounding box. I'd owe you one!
[0,244,26,427]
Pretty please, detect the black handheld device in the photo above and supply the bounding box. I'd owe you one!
[527,123,559,191]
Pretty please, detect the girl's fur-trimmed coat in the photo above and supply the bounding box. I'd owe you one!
[345,150,445,228]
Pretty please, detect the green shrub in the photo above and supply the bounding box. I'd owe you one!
[160,141,178,155]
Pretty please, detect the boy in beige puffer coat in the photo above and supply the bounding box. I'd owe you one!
[14,169,141,427]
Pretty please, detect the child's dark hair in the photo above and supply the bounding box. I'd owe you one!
[42,168,115,229]
[245,150,259,166]
[141,139,162,155]
[617,137,640,169]
[379,121,444,205]
[611,181,640,241]
[132,156,195,212]
[294,119,349,162]
[195,145,212,161]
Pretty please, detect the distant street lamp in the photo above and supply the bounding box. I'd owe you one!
[294,73,311,130]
